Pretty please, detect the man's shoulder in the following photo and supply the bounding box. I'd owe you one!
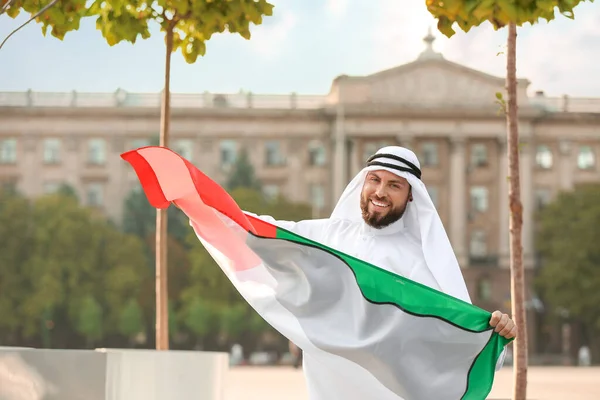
[327,217,356,227]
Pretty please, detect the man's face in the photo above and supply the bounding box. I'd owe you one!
[360,170,411,229]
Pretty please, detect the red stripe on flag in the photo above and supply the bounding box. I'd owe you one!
[245,215,277,238]
[121,146,277,240]
[121,149,170,209]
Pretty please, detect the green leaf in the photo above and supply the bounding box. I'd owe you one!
[426,0,592,33]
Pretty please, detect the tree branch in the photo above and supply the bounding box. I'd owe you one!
[1,0,17,15]
[0,0,60,51]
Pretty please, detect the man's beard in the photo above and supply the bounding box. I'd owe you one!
[360,196,408,229]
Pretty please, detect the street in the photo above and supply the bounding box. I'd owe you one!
[224,366,600,400]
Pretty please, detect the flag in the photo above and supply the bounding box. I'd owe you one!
[122,146,510,400]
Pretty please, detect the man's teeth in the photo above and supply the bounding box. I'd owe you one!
[371,200,389,207]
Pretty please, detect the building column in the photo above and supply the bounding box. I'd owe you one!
[332,105,347,204]
[498,137,510,268]
[21,135,39,197]
[449,137,467,268]
[520,139,534,268]
[558,139,574,191]
[349,138,361,178]
[287,147,303,201]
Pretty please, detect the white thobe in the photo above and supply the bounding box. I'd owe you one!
[248,214,448,399]
[247,213,504,399]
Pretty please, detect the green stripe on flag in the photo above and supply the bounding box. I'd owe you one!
[276,228,498,331]
[273,226,511,399]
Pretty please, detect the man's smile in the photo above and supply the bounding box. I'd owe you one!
[370,199,390,209]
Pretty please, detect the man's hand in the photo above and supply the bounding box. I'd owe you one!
[489,311,517,339]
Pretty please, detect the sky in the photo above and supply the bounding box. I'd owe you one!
[1,0,599,97]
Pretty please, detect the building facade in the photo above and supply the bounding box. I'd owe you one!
[2,34,599,355]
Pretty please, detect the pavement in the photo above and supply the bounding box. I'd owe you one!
[223,366,600,400]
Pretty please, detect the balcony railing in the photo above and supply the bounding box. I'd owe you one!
[1,90,599,113]
[0,90,327,110]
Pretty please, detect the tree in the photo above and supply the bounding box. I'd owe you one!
[118,299,146,345]
[0,190,33,345]
[536,184,600,362]
[0,191,149,349]
[181,296,214,349]
[5,0,275,351]
[20,194,105,346]
[226,148,262,191]
[75,295,103,347]
[122,187,189,246]
[425,1,592,398]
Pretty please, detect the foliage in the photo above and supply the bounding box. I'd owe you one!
[425,0,593,37]
[5,0,275,63]
[3,0,88,39]
[75,295,103,343]
[182,296,214,337]
[535,184,600,332]
[0,190,34,341]
[122,187,190,245]
[0,191,150,347]
[118,298,145,340]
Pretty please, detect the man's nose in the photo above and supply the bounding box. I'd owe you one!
[375,185,387,197]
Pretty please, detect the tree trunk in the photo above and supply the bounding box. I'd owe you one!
[506,22,528,399]
[155,26,174,351]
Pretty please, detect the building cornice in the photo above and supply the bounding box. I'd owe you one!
[2,104,598,123]
[321,104,543,120]
[0,106,328,121]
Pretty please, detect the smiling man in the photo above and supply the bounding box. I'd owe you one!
[246,145,516,399]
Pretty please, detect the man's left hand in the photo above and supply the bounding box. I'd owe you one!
[489,311,517,339]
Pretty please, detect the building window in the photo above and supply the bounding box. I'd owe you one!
[263,184,279,200]
[131,138,150,149]
[265,141,285,166]
[0,138,17,164]
[577,146,595,170]
[470,230,487,257]
[175,139,194,161]
[310,183,325,211]
[43,181,61,194]
[477,277,492,301]
[471,143,488,167]
[43,138,61,164]
[426,185,439,207]
[308,140,326,166]
[88,139,106,165]
[535,188,552,210]
[421,142,438,167]
[470,186,488,212]
[220,140,237,168]
[535,145,553,169]
[86,182,104,206]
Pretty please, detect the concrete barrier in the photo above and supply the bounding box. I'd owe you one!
[0,347,229,400]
